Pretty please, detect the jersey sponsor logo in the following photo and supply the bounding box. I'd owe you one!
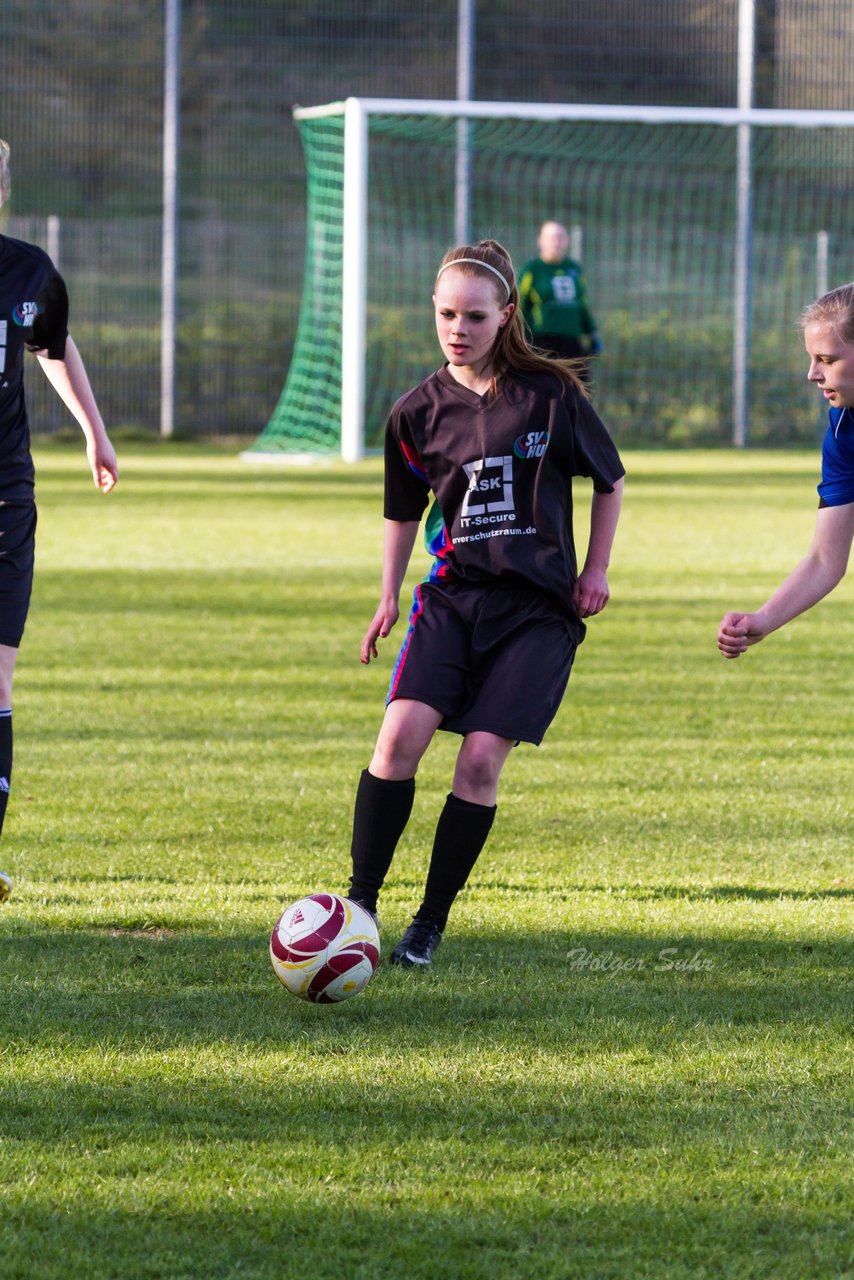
[460,455,515,524]
[454,524,536,544]
[513,430,549,460]
[12,301,39,328]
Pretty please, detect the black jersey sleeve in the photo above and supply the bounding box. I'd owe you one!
[568,390,625,492]
[26,268,68,359]
[383,405,431,522]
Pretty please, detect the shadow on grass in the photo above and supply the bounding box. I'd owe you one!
[1,1194,849,1280]
[33,568,377,619]
[624,468,818,489]
[35,461,384,498]
[474,879,854,902]
[0,922,849,1057]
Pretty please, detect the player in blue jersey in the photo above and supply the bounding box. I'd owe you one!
[0,139,118,877]
[347,238,624,969]
[718,282,854,658]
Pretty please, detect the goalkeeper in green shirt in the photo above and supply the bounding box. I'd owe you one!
[518,220,602,383]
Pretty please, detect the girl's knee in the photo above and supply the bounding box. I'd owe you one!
[455,741,506,792]
[370,723,423,779]
[370,700,442,779]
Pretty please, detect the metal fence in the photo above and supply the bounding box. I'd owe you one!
[2,0,854,438]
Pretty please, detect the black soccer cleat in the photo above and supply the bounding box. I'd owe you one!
[389,917,443,969]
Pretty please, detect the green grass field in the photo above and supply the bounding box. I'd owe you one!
[0,444,851,1280]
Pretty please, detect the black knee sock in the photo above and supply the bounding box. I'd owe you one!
[348,769,415,911]
[0,711,12,840]
[417,792,496,931]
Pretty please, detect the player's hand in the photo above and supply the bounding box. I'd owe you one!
[87,436,119,492]
[360,601,399,665]
[573,566,610,618]
[717,611,766,658]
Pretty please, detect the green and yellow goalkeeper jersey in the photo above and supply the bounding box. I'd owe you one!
[517,256,596,341]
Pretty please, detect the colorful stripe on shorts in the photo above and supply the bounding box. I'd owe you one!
[386,584,424,704]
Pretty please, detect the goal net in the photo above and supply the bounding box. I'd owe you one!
[249,98,854,459]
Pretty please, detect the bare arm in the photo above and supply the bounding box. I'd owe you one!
[572,476,624,618]
[35,335,118,491]
[717,502,854,658]
[360,519,422,664]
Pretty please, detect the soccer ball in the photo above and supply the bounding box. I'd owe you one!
[0,872,11,902]
[270,893,380,1003]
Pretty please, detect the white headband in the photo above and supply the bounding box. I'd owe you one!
[436,257,511,300]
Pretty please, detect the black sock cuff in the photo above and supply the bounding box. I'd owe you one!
[447,791,496,817]
[363,769,415,795]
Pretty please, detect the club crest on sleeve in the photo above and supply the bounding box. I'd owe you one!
[513,430,550,459]
[12,302,39,327]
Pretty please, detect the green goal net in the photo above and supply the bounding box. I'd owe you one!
[249,100,854,457]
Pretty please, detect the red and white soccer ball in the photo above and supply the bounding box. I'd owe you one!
[270,893,380,1003]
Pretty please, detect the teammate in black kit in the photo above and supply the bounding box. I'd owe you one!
[348,238,624,968]
[0,139,118,880]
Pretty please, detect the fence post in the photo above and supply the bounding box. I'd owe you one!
[46,215,60,268]
[816,230,829,299]
[161,0,181,438]
[454,0,474,245]
[733,0,756,448]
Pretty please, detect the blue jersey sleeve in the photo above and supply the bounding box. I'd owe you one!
[818,408,854,507]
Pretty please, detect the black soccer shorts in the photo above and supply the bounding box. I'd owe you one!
[386,578,580,745]
[0,501,37,648]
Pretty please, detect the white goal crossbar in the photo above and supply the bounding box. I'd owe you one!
[291,97,854,458]
[295,99,854,128]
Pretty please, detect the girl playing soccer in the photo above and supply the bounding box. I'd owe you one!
[0,139,118,886]
[347,238,625,968]
[718,283,854,658]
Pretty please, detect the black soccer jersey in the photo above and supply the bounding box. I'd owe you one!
[384,365,625,628]
[0,235,69,499]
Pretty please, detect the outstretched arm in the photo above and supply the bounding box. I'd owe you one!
[572,476,624,618]
[717,502,854,658]
[35,335,118,491]
[361,519,421,664]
